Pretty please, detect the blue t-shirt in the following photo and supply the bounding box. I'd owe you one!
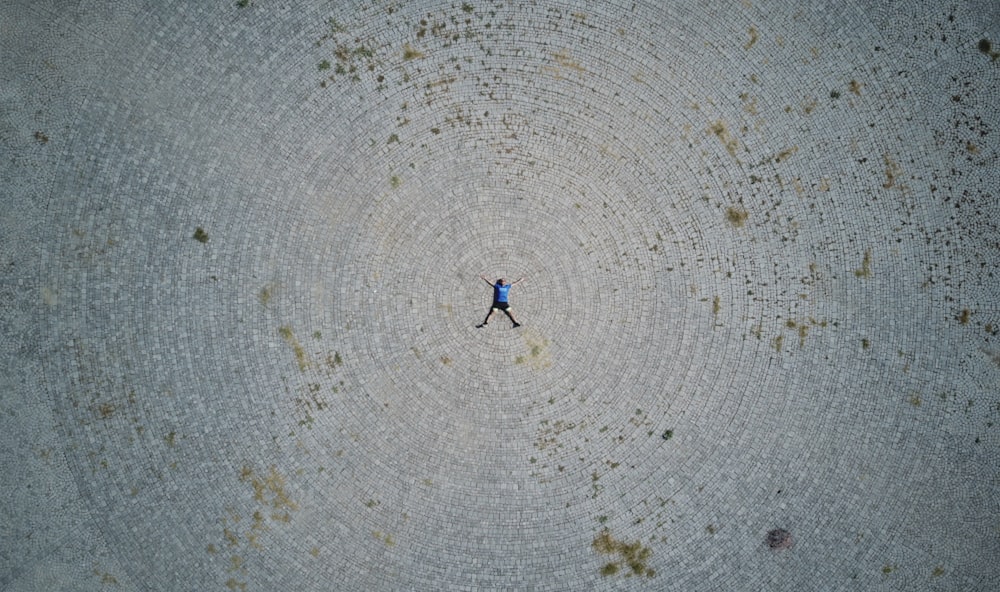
[493,283,511,302]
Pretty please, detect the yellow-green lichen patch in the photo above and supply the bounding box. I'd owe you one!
[325,351,343,369]
[726,206,749,228]
[373,530,396,546]
[552,49,586,73]
[741,92,759,115]
[402,43,424,60]
[313,18,379,87]
[209,469,300,592]
[278,326,311,371]
[96,402,116,419]
[882,153,903,189]
[528,419,584,484]
[534,419,578,452]
[744,26,759,50]
[772,334,784,352]
[801,97,819,115]
[592,529,655,578]
[193,227,209,243]
[796,324,808,347]
[295,385,328,426]
[41,286,58,306]
[242,465,299,514]
[710,120,739,157]
[92,569,119,585]
[517,329,552,370]
[781,317,830,347]
[774,145,798,163]
[259,283,276,306]
[957,308,971,325]
[854,249,872,278]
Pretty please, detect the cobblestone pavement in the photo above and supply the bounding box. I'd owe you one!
[2,0,998,590]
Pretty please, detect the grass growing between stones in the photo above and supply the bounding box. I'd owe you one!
[211,466,300,589]
[592,529,654,578]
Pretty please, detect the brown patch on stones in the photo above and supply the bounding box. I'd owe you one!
[766,528,793,549]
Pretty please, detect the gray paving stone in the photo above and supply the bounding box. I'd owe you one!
[2,0,999,590]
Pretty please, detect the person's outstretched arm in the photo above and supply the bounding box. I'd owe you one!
[511,277,526,286]
[480,274,494,286]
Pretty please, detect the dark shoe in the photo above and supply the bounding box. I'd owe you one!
[512,322,521,328]
[477,323,486,328]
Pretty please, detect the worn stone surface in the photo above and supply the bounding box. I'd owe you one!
[2,0,998,590]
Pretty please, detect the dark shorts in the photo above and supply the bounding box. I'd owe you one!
[491,301,510,311]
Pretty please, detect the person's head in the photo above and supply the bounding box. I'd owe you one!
[497,278,506,285]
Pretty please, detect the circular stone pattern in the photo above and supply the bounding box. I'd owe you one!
[4,0,1000,591]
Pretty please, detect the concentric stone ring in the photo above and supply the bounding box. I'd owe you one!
[3,0,998,590]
